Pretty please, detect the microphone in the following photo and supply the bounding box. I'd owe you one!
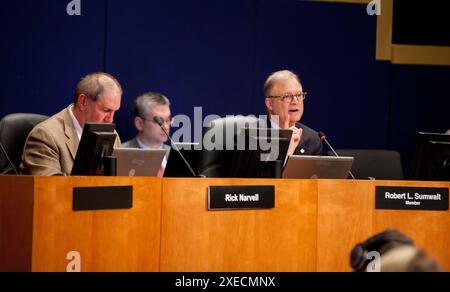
[318,131,356,180]
[0,142,19,175]
[153,116,199,178]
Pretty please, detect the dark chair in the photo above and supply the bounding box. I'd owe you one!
[200,115,264,177]
[328,149,404,180]
[0,113,49,174]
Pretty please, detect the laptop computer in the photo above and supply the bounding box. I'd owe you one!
[282,155,354,179]
[113,148,167,177]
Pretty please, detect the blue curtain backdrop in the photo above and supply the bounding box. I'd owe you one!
[1,0,449,177]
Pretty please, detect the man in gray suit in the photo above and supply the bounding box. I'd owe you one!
[21,72,122,176]
[264,70,323,156]
[122,92,171,176]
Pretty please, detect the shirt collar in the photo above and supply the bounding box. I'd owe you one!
[136,137,163,150]
[69,105,83,141]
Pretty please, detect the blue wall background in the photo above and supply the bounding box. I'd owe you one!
[1,0,449,178]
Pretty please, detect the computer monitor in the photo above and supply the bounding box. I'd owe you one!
[164,143,202,177]
[71,123,117,176]
[229,128,292,178]
[164,127,292,178]
[413,132,450,181]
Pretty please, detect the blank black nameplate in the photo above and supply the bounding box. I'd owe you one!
[73,186,133,211]
[208,186,275,211]
[376,186,449,211]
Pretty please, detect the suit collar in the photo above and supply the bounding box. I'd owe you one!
[63,105,79,160]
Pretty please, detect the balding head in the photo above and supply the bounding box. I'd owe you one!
[72,72,122,128]
[74,72,122,104]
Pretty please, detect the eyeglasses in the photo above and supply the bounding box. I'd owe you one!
[267,92,307,103]
[140,116,173,125]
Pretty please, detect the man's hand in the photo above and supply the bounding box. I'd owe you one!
[287,126,302,156]
[278,108,290,129]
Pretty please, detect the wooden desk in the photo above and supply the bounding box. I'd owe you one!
[160,179,450,272]
[1,176,449,271]
[160,178,317,272]
[317,180,450,272]
[0,176,162,272]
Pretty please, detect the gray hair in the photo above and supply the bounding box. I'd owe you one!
[133,92,171,118]
[74,72,122,103]
[263,70,301,97]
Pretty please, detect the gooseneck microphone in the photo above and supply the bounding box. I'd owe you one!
[153,116,198,178]
[0,142,19,175]
[318,131,356,180]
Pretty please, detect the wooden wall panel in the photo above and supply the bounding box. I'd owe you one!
[317,180,374,271]
[160,178,318,272]
[31,177,162,272]
[1,176,448,272]
[0,176,34,272]
[372,180,450,272]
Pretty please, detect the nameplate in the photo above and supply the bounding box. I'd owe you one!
[208,186,275,211]
[73,186,133,211]
[376,186,449,211]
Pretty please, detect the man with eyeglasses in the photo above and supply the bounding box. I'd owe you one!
[122,92,172,176]
[264,70,322,156]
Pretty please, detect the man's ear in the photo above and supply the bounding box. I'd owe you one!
[134,116,144,131]
[77,94,88,111]
[265,98,273,112]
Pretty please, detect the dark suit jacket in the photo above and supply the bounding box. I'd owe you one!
[266,119,323,156]
[294,122,323,156]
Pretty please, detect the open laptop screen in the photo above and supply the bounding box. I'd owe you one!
[283,155,354,179]
[113,148,166,177]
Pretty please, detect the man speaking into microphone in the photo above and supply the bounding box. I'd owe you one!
[264,70,323,156]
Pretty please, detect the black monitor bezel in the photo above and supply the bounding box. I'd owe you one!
[413,132,450,181]
[229,127,292,178]
[71,123,116,176]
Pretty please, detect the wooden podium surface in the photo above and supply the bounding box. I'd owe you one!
[317,180,450,272]
[161,179,450,272]
[160,178,318,272]
[0,176,162,272]
[1,176,449,272]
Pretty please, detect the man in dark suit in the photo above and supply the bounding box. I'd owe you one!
[122,92,171,176]
[264,70,323,156]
